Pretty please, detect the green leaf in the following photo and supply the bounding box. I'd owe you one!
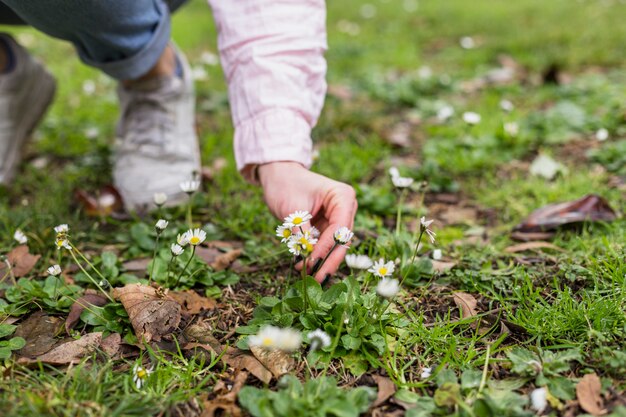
[0,324,16,339]
[546,375,575,400]
[434,382,462,407]
[0,347,12,360]
[7,336,25,350]
[461,369,483,390]
[341,334,361,350]
[507,347,540,375]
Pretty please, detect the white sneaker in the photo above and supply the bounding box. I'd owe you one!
[113,45,201,212]
[0,34,56,184]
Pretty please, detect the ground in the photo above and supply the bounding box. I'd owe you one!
[0,0,625,416]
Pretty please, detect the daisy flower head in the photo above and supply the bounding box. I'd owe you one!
[171,243,184,256]
[310,226,321,239]
[179,180,200,194]
[132,364,153,389]
[155,219,168,232]
[153,192,168,206]
[388,166,400,178]
[462,111,481,125]
[177,233,190,247]
[333,227,354,245]
[345,254,373,270]
[420,367,432,379]
[530,387,548,413]
[248,326,302,352]
[186,228,206,246]
[275,224,292,243]
[287,231,318,257]
[420,217,436,244]
[500,99,514,112]
[391,175,414,188]
[596,127,609,141]
[307,329,331,352]
[55,237,72,251]
[47,264,62,276]
[54,224,69,235]
[368,258,395,278]
[13,229,27,245]
[436,105,454,122]
[376,278,400,298]
[283,210,312,228]
[432,249,442,261]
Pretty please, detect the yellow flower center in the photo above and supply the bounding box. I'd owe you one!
[262,337,273,346]
[282,230,291,238]
[293,217,302,225]
[137,369,147,379]
[379,267,388,276]
[189,236,200,245]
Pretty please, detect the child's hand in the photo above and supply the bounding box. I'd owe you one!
[258,162,358,282]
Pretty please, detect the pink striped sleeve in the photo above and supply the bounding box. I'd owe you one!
[207,0,328,182]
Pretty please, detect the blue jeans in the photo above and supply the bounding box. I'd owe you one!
[0,0,188,79]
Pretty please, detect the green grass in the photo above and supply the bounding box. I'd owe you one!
[1,0,625,416]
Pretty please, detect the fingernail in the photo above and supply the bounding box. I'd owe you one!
[321,274,331,287]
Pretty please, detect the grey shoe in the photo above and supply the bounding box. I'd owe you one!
[113,45,201,212]
[0,34,56,184]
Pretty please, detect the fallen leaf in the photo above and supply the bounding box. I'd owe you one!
[211,249,242,271]
[385,122,412,148]
[440,207,478,225]
[74,185,123,217]
[514,194,617,233]
[18,332,102,365]
[113,284,181,342]
[504,241,565,253]
[0,245,41,279]
[453,292,478,319]
[195,247,222,265]
[249,345,295,379]
[576,373,607,416]
[372,375,396,407]
[100,333,122,357]
[170,290,216,315]
[201,371,247,417]
[14,312,63,357]
[122,258,151,272]
[65,291,109,334]
[431,260,457,273]
[510,231,556,242]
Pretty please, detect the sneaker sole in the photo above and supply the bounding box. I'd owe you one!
[0,67,56,184]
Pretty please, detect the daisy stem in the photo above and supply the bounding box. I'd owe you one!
[73,245,113,289]
[186,195,193,228]
[395,189,407,236]
[302,257,308,315]
[313,242,338,275]
[399,228,425,288]
[174,246,196,288]
[68,249,114,303]
[166,255,175,286]
[149,234,160,286]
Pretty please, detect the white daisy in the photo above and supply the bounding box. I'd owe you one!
[530,387,547,413]
[333,227,354,245]
[132,364,153,389]
[177,233,190,247]
[153,192,168,206]
[376,278,400,298]
[462,112,481,125]
[55,238,72,250]
[186,228,206,246]
[287,232,318,257]
[420,367,432,379]
[171,243,184,256]
[436,105,454,122]
[310,226,321,239]
[388,166,400,178]
[283,210,313,228]
[248,326,302,352]
[307,329,332,351]
[391,175,414,188]
[420,217,436,244]
[155,219,168,232]
[504,122,519,137]
[47,264,62,276]
[368,259,395,278]
[596,128,609,141]
[459,36,475,49]
[54,224,69,234]
[179,180,200,194]
[345,254,374,270]
[13,229,27,244]
[275,224,292,243]
[500,99,514,112]
[432,249,442,261]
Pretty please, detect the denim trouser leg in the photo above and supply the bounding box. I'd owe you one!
[0,0,187,80]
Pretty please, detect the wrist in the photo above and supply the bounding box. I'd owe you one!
[257,161,306,188]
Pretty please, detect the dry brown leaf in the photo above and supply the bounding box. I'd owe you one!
[122,258,151,272]
[201,371,247,417]
[18,332,102,365]
[372,375,396,407]
[453,292,478,319]
[74,185,123,217]
[511,231,556,242]
[65,291,109,334]
[250,345,295,379]
[385,122,412,148]
[431,260,457,273]
[113,284,181,342]
[15,312,63,357]
[195,247,222,265]
[100,333,122,357]
[576,373,607,416]
[211,249,242,271]
[170,290,216,315]
[440,207,478,225]
[505,241,565,253]
[0,245,41,279]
